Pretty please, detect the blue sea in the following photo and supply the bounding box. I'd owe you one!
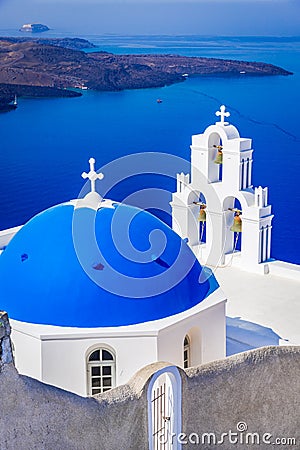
[0,33,299,264]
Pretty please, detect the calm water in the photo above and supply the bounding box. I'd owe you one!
[0,34,299,264]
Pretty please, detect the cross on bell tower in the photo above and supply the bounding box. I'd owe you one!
[82,157,104,193]
[215,105,230,126]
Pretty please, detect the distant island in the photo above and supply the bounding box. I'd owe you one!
[0,37,293,107]
[19,24,50,33]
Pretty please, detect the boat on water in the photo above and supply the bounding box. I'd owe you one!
[0,95,18,113]
[157,99,163,104]
[74,84,88,90]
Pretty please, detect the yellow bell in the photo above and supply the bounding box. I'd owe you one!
[230,214,242,233]
[214,150,223,165]
[198,208,206,222]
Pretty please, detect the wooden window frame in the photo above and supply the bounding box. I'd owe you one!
[87,348,116,396]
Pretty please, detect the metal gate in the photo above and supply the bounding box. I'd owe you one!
[151,372,175,450]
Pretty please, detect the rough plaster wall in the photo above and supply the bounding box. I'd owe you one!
[0,310,299,450]
[183,346,300,449]
[0,363,151,450]
[0,311,153,450]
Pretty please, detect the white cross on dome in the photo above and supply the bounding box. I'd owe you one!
[81,157,104,193]
[215,105,230,126]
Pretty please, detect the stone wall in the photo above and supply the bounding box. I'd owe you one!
[0,312,299,450]
[0,311,13,365]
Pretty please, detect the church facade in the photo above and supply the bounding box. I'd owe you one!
[0,156,226,397]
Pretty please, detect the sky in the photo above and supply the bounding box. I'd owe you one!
[0,0,299,36]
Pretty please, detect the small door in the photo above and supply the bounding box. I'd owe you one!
[151,373,177,450]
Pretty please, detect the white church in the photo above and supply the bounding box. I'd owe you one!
[0,106,298,398]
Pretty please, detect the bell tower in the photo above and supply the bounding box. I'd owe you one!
[171,106,274,273]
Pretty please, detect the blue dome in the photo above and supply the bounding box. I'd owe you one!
[0,202,218,327]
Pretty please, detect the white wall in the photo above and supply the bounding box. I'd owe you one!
[200,302,226,363]
[11,329,42,379]
[12,299,226,397]
[157,301,226,369]
[10,289,226,397]
[41,335,158,396]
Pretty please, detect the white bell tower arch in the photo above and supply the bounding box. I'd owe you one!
[171,106,274,273]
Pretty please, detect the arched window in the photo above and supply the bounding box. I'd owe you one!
[87,348,115,396]
[183,335,191,369]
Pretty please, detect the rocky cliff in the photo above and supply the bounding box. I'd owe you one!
[0,38,292,100]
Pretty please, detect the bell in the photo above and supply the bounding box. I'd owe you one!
[230,214,242,233]
[198,207,206,222]
[214,150,223,165]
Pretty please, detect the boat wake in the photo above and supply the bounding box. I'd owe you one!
[186,87,300,143]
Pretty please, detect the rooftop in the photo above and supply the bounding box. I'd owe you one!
[215,266,300,355]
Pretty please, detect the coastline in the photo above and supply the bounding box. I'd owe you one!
[0,36,292,101]
[0,83,81,102]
